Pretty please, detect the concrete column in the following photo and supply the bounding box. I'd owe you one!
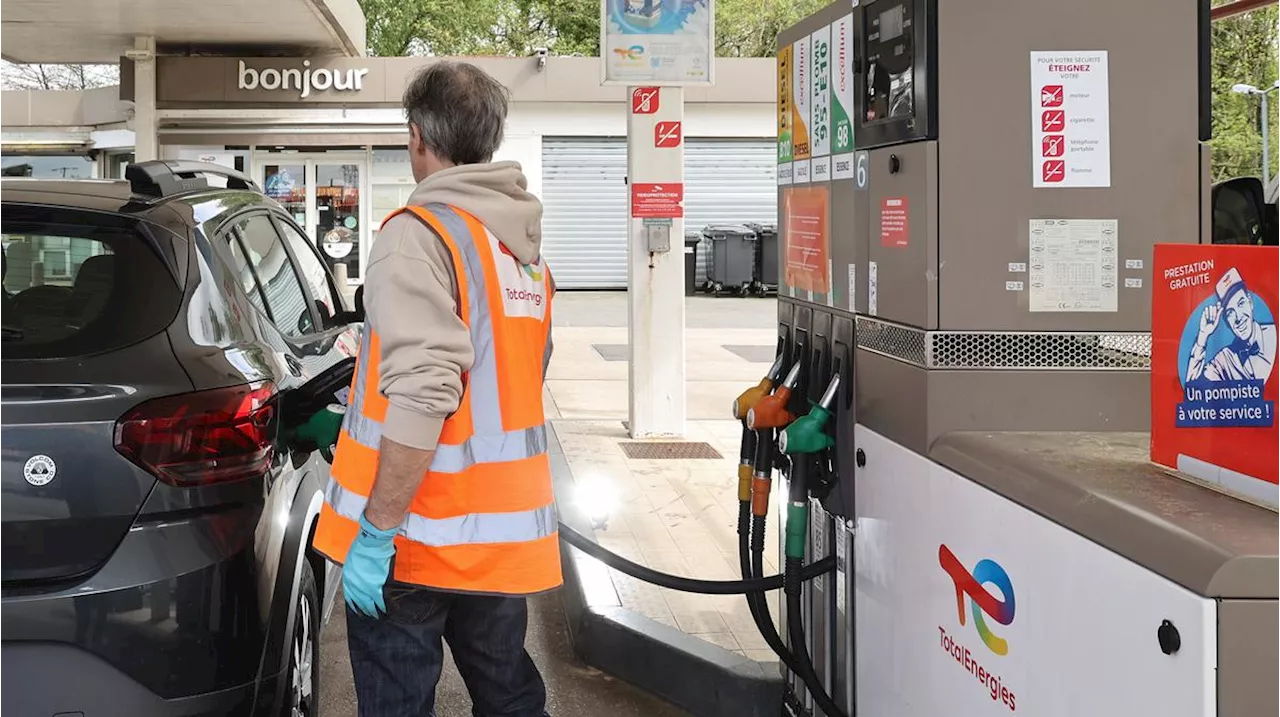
[131,36,157,162]
[626,86,686,439]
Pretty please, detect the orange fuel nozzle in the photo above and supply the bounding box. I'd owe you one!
[746,360,803,431]
[732,353,787,420]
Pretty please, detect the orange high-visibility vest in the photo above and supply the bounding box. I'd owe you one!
[311,202,560,596]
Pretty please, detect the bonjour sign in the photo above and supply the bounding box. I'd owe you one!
[237,60,369,98]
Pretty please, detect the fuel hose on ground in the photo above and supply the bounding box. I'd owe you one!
[557,521,834,595]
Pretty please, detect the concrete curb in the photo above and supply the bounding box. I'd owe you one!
[550,423,783,717]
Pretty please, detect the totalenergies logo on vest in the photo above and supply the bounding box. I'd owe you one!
[937,544,1018,711]
[505,287,544,307]
[522,263,543,282]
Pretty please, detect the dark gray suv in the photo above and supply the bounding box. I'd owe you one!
[1,161,362,716]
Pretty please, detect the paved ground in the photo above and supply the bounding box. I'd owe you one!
[545,292,786,661]
[319,290,778,714]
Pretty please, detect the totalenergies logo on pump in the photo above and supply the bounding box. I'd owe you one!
[938,544,1018,711]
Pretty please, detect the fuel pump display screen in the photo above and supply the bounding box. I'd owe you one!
[863,0,915,126]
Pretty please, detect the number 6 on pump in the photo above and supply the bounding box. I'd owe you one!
[855,151,869,190]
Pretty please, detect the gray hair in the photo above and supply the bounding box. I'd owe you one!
[403,61,510,166]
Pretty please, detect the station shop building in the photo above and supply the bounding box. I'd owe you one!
[2,55,777,289]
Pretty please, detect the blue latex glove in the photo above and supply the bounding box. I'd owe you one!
[343,514,397,618]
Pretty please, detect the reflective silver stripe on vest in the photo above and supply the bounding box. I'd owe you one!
[338,204,548,473]
[325,479,558,547]
[427,203,505,436]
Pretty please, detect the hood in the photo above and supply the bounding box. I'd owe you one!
[407,161,543,265]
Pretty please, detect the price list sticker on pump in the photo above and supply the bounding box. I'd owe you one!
[1030,51,1111,188]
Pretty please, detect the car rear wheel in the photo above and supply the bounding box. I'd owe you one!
[286,559,320,717]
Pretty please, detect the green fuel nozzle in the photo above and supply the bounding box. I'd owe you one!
[778,373,840,456]
[294,404,346,462]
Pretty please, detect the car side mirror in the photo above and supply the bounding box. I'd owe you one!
[1211,176,1267,245]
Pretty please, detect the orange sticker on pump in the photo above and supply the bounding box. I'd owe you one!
[783,186,831,294]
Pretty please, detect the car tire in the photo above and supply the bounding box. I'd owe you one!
[284,558,321,717]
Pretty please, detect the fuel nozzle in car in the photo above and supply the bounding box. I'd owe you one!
[293,404,346,463]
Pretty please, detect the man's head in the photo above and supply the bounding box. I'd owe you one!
[1216,268,1257,341]
[403,61,511,183]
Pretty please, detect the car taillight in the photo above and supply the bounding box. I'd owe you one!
[114,382,277,487]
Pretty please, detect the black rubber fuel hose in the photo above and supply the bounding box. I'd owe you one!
[786,554,849,717]
[558,521,833,595]
[738,502,799,672]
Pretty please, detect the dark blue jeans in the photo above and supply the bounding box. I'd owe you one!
[346,583,550,717]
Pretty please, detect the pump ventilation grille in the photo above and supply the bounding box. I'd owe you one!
[855,318,1151,370]
[855,319,929,366]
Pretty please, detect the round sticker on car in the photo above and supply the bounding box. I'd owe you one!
[24,455,56,486]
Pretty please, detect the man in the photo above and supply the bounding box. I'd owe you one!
[1187,267,1276,384]
[312,60,559,717]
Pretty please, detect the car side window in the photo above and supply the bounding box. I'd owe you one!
[230,213,315,338]
[226,234,271,319]
[276,218,341,326]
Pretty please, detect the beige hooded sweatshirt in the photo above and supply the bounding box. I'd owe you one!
[363,161,549,452]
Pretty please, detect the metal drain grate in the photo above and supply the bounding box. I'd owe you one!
[619,442,724,460]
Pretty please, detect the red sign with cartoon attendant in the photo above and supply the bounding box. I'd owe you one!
[1151,244,1278,507]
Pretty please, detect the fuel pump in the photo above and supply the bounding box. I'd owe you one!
[769,0,1278,714]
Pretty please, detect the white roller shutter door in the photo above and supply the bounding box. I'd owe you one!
[685,139,778,285]
[540,138,629,289]
[540,137,777,289]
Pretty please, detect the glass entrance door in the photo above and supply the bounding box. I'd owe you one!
[314,162,362,282]
[257,155,365,283]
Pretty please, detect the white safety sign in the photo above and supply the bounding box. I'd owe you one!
[1030,51,1111,188]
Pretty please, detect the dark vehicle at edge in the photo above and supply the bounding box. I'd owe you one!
[1,161,362,716]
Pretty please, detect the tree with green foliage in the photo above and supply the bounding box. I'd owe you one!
[1208,4,1278,183]
[359,0,825,58]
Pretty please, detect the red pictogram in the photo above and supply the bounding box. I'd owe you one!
[631,87,660,114]
[1041,135,1065,158]
[654,121,682,148]
[1041,110,1065,133]
[1040,85,1063,107]
[1042,160,1066,183]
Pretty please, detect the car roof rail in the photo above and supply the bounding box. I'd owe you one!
[126,160,260,199]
